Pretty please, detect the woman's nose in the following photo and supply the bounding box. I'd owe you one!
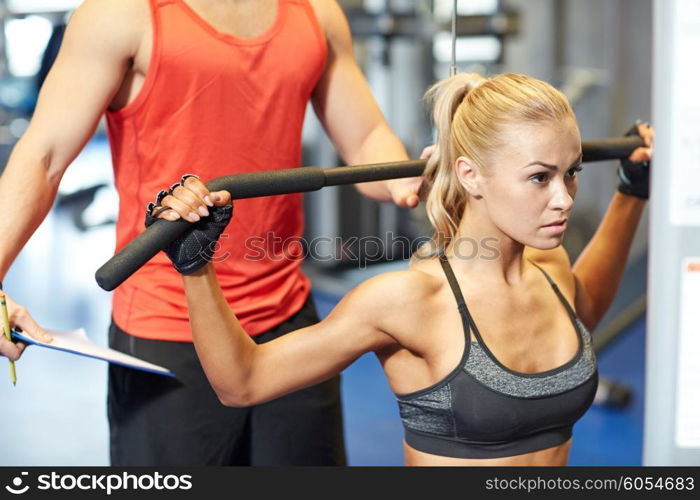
[549,180,575,211]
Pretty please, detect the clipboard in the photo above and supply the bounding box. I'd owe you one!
[11,328,175,378]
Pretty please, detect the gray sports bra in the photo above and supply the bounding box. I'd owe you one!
[395,254,598,459]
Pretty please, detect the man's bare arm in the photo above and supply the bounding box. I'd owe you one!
[0,0,144,356]
[310,0,421,207]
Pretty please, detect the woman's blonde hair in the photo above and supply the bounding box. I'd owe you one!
[416,73,576,258]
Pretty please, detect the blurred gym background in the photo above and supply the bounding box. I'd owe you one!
[0,0,652,465]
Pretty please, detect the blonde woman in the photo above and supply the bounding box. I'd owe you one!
[148,73,652,466]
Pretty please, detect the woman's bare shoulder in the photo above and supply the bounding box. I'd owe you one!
[340,262,442,330]
[524,245,575,295]
[357,264,443,303]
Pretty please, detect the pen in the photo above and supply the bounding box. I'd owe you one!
[0,291,17,386]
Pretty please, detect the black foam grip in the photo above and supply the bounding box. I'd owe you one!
[96,169,327,291]
[581,136,644,162]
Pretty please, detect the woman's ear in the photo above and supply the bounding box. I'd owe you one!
[455,156,483,199]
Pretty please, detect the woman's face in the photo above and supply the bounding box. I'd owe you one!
[471,118,582,250]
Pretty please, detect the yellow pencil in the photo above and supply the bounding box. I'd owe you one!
[0,292,16,386]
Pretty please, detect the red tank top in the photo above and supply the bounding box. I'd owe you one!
[106,0,327,341]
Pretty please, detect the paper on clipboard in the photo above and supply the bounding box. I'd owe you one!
[12,328,175,377]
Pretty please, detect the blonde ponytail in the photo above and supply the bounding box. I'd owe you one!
[418,74,485,258]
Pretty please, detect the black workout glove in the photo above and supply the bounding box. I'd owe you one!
[617,121,650,200]
[145,176,233,275]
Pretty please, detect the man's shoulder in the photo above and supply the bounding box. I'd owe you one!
[306,0,346,39]
[73,0,150,31]
[77,0,149,15]
[67,0,149,54]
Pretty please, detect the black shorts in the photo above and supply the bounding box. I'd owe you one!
[107,296,346,465]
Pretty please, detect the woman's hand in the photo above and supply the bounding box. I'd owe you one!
[145,175,233,274]
[149,175,231,222]
[618,121,654,199]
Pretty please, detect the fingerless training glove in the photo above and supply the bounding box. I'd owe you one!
[617,121,650,200]
[145,176,233,275]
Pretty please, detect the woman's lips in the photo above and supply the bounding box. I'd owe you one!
[542,220,567,234]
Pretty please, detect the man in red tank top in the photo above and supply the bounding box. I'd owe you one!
[0,0,420,465]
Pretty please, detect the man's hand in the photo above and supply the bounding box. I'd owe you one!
[387,176,423,208]
[386,144,436,208]
[0,293,53,361]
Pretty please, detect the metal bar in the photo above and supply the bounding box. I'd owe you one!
[345,12,519,38]
[450,0,458,76]
[95,135,644,291]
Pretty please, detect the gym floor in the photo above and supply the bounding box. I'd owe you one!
[0,137,646,466]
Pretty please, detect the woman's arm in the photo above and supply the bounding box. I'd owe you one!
[146,176,422,407]
[571,192,647,330]
[183,265,399,407]
[572,122,652,330]
[145,176,403,407]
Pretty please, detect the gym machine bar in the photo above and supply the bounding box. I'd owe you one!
[95,135,644,291]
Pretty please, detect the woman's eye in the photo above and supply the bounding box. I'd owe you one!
[530,173,549,184]
[567,165,583,177]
